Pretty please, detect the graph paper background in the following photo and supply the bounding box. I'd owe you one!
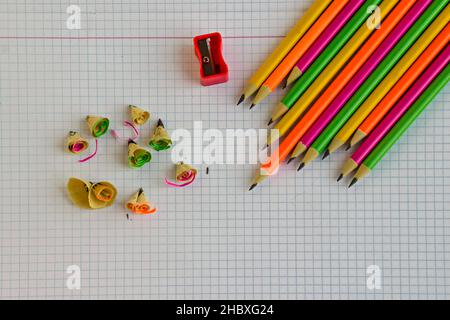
[0,0,449,300]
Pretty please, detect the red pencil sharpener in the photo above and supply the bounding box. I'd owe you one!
[193,32,229,86]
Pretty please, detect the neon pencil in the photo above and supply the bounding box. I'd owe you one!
[301,0,449,165]
[293,0,433,162]
[352,64,450,185]
[267,0,412,146]
[267,0,385,124]
[271,0,399,125]
[351,30,450,147]
[250,0,416,189]
[251,0,357,107]
[237,0,331,105]
[285,0,377,87]
[340,45,450,180]
[329,7,450,154]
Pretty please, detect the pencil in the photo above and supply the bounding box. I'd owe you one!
[328,6,450,154]
[267,0,411,146]
[269,0,395,125]
[250,0,416,190]
[340,45,450,182]
[352,64,450,185]
[284,0,374,87]
[301,0,449,166]
[237,0,332,105]
[251,0,356,108]
[351,35,450,147]
[293,0,432,163]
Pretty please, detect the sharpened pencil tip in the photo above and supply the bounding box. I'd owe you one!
[322,150,330,160]
[348,178,358,189]
[287,157,295,165]
[345,144,351,151]
[237,94,245,106]
[297,163,305,172]
[337,174,343,182]
[157,118,164,128]
[249,104,256,110]
[248,184,257,191]
[267,119,274,126]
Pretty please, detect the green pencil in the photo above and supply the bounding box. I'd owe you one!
[302,0,448,165]
[268,0,382,125]
[353,63,450,183]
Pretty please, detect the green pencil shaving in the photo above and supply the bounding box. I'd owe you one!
[128,140,152,168]
[149,119,172,151]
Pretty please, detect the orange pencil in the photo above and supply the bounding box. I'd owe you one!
[351,23,450,147]
[250,0,417,189]
[250,0,350,108]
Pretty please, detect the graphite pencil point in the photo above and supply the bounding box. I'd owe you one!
[286,157,295,165]
[337,174,344,182]
[297,163,305,172]
[237,94,245,106]
[249,104,256,110]
[248,183,257,191]
[267,119,274,126]
[322,150,330,160]
[157,118,164,128]
[348,178,358,189]
[345,144,352,151]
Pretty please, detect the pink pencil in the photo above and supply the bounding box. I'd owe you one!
[350,45,450,169]
[295,0,432,163]
[295,0,364,75]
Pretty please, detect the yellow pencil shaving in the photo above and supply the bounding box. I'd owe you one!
[67,178,117,210]
[129,105,150,126]
[89,182,117,209]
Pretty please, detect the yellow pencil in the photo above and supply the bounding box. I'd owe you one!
[328,4,450,154]
[268,0,399,144]
[236,0,332,105]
